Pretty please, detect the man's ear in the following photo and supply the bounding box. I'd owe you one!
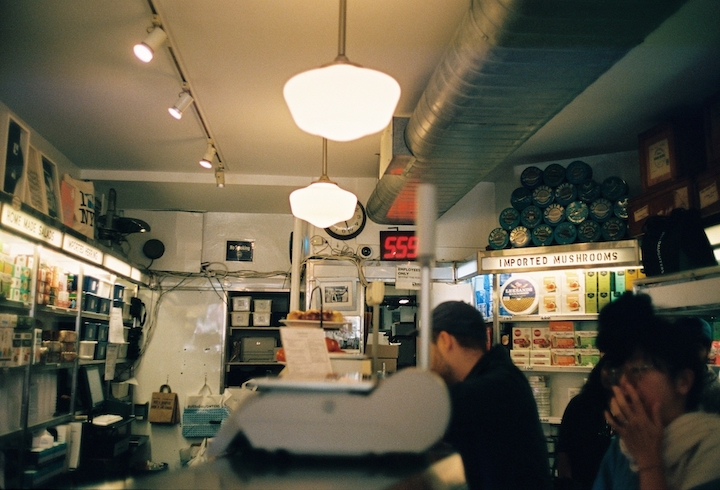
[436,330,453,350]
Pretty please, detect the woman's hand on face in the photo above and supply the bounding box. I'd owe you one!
[604,381,664,469]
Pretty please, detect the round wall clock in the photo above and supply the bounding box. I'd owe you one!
[325,201,367,240]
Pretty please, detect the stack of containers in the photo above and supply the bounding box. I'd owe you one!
[527,375,551,418]
[488,161,630,249]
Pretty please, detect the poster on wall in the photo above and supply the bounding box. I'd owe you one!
[23,146,48,214]
[41,155,61,219]
[4,118,29,196]
[226,240,254,262]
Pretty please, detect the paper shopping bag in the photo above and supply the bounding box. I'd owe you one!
[149,384,180,424]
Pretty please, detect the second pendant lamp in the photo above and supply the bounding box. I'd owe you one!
[284,0,400,142]
[290,138,357,229]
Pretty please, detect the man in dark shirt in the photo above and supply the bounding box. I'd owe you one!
[430,301,552,490]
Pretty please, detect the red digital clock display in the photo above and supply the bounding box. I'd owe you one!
[380,231,418,261]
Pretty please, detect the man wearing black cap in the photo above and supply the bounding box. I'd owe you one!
[430,301,552,490]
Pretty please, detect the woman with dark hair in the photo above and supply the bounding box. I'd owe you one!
[556,356,613,490]
[592,309,720,490]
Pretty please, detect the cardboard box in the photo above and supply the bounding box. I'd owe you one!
[598,291,611,311]
[597,271,611,293]
[562,294,584,314]
[13,331,33,366]
[365,343,399,358]
[241,337,276,362]
[551,332,575,349]
[512,327,532,349]
[0,327,13,362]
[551,348,576,366]
[540,274,559,294]
[627,178,695,237]
[549,321,574,332]
[696,166,720,218]
[539,294,559,315]
[585,293,598,314]
[575,348,601,367]
[563,271,583,293]
[530,327,551,349]
[530,357,551,367]
[575,331,598,348]
[585,271,598,293]
[530,349,551,361]
[510,348,530,366]
[612,271,626,293]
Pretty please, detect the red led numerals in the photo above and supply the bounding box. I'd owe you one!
[380,231,417,261]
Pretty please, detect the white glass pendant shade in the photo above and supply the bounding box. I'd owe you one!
[133,27,167,63]
[284,63,401,142]
[290,181,357,228]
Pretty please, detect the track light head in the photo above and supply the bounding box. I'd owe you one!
[168,91,193,119]
[134,26,167,63]
[199,143,216,168]
[215,167,225,188]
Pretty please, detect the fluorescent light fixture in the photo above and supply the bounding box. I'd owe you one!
[199,143,216,168]
[168,91,193,119]
[283,0,400,142]
[133,26,167,63]
[289,138,357,228]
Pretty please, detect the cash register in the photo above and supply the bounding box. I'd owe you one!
[76,365,134,473]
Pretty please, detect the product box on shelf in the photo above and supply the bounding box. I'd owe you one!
[512,327,532,349]
[612,271,626,293]
[584,271,598,293]
[549,321,574,332]
[598,291,611,311]
[562,293,584,314]
[231,312,250,327]
[550,331,575,349]
[0,326,13,362]
[531,327,551,349]
[12,331,33,366]
[575,331,598,348]
[551,348,576,366]
[585,293,598,314]
[510,348,530,366]
[575,348,601,367]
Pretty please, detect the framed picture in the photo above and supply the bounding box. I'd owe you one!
[40,154,61,219]
[638,123,677,191]
[316,279,356,311]
[23,146,48,213]
[705,92,720,167]
[3,117,30,197]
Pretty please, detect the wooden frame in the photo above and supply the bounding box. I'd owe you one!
[705,92,720,167]
[3,116,30,197]
[40,154,61,219]
[23,146,48,214]
[638,123,677,191]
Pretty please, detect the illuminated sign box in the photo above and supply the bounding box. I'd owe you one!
[380,230,417,261]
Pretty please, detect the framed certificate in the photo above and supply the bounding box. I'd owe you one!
[639,123,677,191]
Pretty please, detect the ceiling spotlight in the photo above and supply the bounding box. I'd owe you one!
[134,25,167,63]
[168,91,193,119]
[199,143,216,168]
[283,0,400,142]
[215,166,225,188]
[289,138,357,228]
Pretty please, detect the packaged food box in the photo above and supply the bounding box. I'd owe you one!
[585,271,598,293]
[562,294,585,314]
[612,270,626,293]
[551,348,576,366]
[575,348,601,367]
[549,321,574,332]
[551,331,575,349]
[598,271,612,293]
[585,293,598,314]
[512,327,532,349]
[530,349,551,361]
[510,348,530,366]
[530,357,552,367]
[575,331,598,348]
[531,327,551,349]
[540,274,559,294]
[539,294,558,315]
[563,271,583,293]
[598,291,611,311]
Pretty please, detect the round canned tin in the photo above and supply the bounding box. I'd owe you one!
[488,228,509,250]
[520,205,543,229]
[601,217,627,241]
[613,197,629,219]
[577,179,601,203]
[532,224,554,246]
[543,203,565,226]
[532,185,554,208]
[601,176,629,201]
[510,187,533,210]
[589,198,613,222]
[576,220,602,242]
[509,226,531,248]
[542,163,566,187]
[520,166,544,189]
[499,207,521,230]
[554,182,577,206]
[565,201,589,224]
[566,160,592,185]
[553,222,577,245]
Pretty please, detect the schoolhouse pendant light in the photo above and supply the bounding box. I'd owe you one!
[289,138,357,228]
[283,0,401,142]
[199,143,216,169]
[134,26,167,63]
[168,91,193,119]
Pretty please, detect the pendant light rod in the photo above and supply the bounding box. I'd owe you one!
[319,138,331,182]
[336,0,348,62]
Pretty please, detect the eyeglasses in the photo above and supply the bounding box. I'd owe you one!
[605,364,656,385]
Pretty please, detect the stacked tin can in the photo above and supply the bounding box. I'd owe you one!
[488,161,630,249]
[527,375,551,418]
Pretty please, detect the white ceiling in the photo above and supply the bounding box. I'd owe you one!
[0,0,718,216]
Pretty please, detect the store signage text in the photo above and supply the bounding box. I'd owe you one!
[1,204,62,247]
[62,235,103,264]
[481,247,636,272]
[395,264,421,290]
